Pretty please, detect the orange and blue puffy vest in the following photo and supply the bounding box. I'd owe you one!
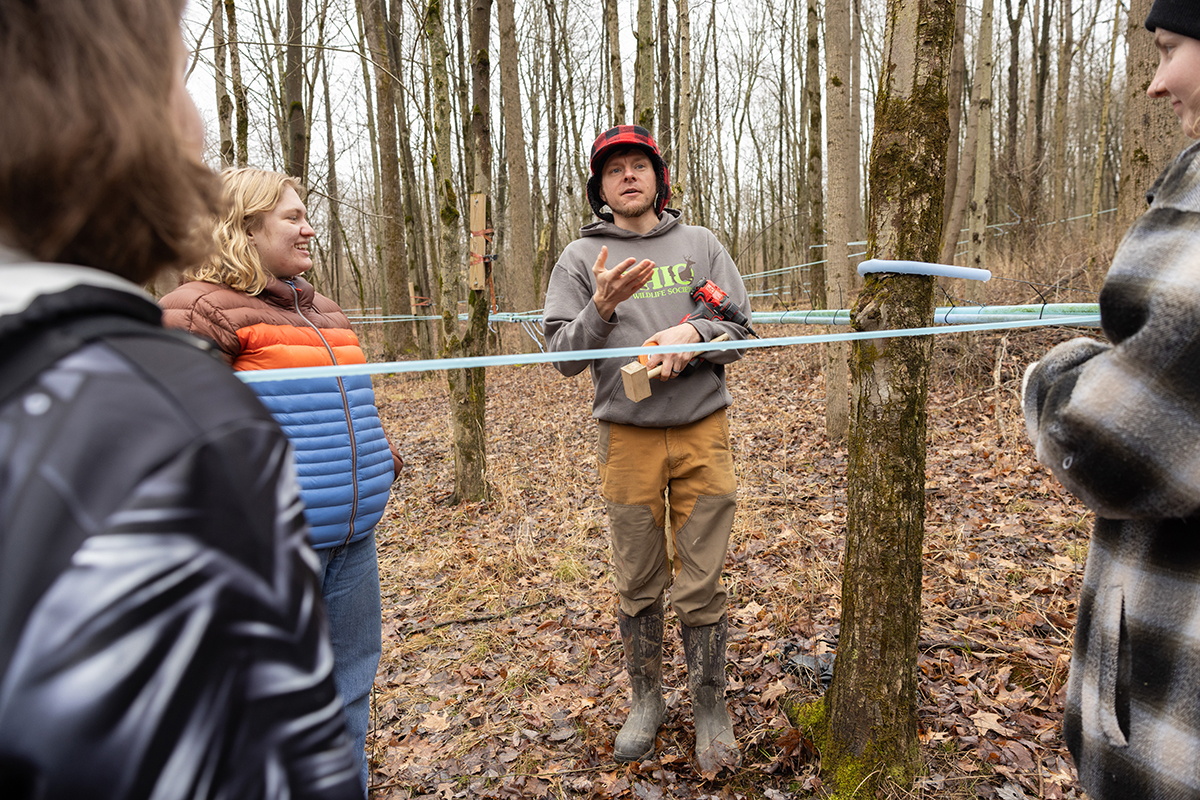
[162,277,393,549]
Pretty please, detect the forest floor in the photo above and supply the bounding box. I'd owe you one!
[364,324,1093,799]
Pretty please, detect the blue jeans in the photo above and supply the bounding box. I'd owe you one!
[315,533,382,796]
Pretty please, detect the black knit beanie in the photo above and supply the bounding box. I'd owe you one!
[1145,0,1200,41]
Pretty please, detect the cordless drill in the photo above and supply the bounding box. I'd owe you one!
[681,276,757,337]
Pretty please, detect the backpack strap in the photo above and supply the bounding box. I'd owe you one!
[0,314,212,408]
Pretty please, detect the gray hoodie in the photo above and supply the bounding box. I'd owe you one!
[543,209,751,427]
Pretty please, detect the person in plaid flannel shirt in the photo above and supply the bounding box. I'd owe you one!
[1022,1,1200,796]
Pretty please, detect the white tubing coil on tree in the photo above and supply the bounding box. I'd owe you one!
[857,259,991,282]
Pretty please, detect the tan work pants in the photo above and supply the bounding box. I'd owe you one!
[597,409,737,627]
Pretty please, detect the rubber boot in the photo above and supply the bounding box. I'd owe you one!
[613,600,667,762]
[681,615,742,774]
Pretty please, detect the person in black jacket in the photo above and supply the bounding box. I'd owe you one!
[0,1,361,798]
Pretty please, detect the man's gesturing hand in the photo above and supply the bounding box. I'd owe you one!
[592,245,654,321]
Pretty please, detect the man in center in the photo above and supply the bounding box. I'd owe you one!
[543,125,752,773]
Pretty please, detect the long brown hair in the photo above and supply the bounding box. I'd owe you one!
[0,0,220,284]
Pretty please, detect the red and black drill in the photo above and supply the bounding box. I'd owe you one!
[681,276,757,337]
[649,276,756,377]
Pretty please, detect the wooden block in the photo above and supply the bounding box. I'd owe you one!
[621,361,652,402]
[468,193,487,290]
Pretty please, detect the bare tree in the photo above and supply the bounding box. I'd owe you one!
[285,0,305,178]
[470,0,492,198]
[1001,0,1028,207]
[389,0,436,357]
[469,0,493,328]
[823,0,955,792]
[607,0,626,122]
[498,0,538,328]
[224,0,249,166]
[967,0,994,274]
[1089,5,1120,242]
[940,0,965,244]
[320,48,344,305]
[355,0,382,211]
[427,0,486,502]
[213,0,234,167]
[362,0,411,358]
[538,0,563,298]
[806,0,826,309]
[849,0,863,240]
[939,82,976,264]
[253,0,287,171]
[1118,0,1187,229]
[675,0,693,213]
[454,0,471,194]
[825,0,853,440]
[1025,0,1051,225]
[657,0,672,159]
[1051,0,1076,222]
[633,0,655,129]
[562,0,589,231]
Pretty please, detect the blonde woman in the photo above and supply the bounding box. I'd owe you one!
[162,168,400,794]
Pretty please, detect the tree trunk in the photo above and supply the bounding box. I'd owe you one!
[355,0,382,212]
[498,0,538,336]
[711,7,728,232]
[675,0,692,213]
[849,0,864,240]
[454,0,472,194]
[940,0,965,242]
[657,0,672,159]
[940,70,978,265]
[469,0,492,204]
[469,0,493,336]
[967,0,994,275]
[562,0,589,230]
[1089,4,1120,242]
[224,0,249,166]
[285,0,305,179]
[1027,0,1051,225]
[1051,0,1074,222]
[213,0,234,168]
[1119,0,1188,229]
[806,0,826,309]
[363,0,411,358]
[1002,0,1028,209]
[538,0,562,299]
[607,0,626,122]
[792,0,808,306]
[401,103,437,359]
[823,0,954,793]
[321,57,344,307]
[426,0,486,502]
[824,0,853,440]
[633,0,655,129]
[385,0,435,356]
[257,0,287,172]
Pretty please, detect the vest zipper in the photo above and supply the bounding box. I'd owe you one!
[287,280,359,547]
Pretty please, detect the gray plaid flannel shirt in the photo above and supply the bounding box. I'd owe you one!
[1023,140,1200,799]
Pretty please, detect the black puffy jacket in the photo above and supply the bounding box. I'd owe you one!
[0,261,360,799]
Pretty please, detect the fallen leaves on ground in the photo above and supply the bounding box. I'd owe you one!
[366,327,1090,799]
